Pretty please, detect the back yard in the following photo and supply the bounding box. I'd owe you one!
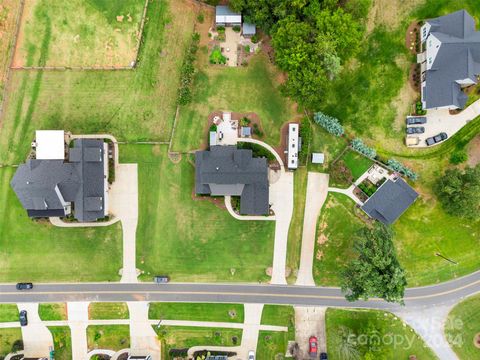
[13,0,145,67]
[172,53,297,152]
[0,0,198,165]
[121,144,275,282]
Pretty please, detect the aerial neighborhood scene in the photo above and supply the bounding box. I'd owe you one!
[1,0,480,360]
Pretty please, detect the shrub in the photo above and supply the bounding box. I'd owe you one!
[217,25,225,33]
[232,25,241,32]
[209,46,227,64]
[450,150,468,165]
[252,123,264,137]
[244,45,251,53]
[415,100,427,115]
[299,121,311,164]
[209,124,217,132]
[177,33,200,105]
[240,117,251,126]
[251,34,259,43]
[237,142,273,160]
[387,158,418,181]
[351,138,376,159]
[197,12,204,23]
[313,111,344,137]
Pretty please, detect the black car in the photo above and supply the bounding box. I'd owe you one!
[154,275,170,284]
[16,282,33,290]
[320,353,328,360]
[426,132,448,146]
[406,116,427,125]
[19,310,28,326]
[406,126,425,134]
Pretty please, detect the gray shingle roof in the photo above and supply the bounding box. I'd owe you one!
[424,10,480,108]
[361,178,418,225]
[11,139,106,222]
[195,146,269,215]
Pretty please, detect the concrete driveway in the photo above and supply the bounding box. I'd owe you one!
[294,306,327,359]
[67,302,89,360]
[109,164,139,283]
[128,302,161,360]
[408,98,480,148]
[17,303,53,358]
[296,173,329,286]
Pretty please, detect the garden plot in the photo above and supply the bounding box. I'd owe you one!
[13,0,145,67]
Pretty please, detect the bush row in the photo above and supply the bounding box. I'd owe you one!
[177,33,200,105]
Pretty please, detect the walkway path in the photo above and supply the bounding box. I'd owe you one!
[67,302,89,360]
[128,302,161,360]
[224,195,275,221]
[394,305,458,360]
[16,303,53,358]
[296,172,329,286]
[110,164,139,283]
[328,185,363,206]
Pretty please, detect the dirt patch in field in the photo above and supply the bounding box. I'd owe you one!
[467,135,480,167]
[366,0,423,35]
[392,77,418,131]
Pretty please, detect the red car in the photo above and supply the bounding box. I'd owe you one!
[309,336,318,357]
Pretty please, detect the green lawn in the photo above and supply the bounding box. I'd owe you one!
[172,53,297,152]
[120,144,275,282]
[445,294,480,360]
[341,150,373,180]
[89,302,129,320]
[0,0,197,165]
[313,193,364,286]
[0,328,22,357]
[153,326,242,359]
[39,303,67,321]
[148,303,244,323]
[286,167,308,283]
[326,308,437,360]
[49,327,72,360]
[0,167,123,282]
[308,121,348,172]
[87,325,130,351]
[17,0,144,67]
[0,305,18,322]
[257,306,295,359]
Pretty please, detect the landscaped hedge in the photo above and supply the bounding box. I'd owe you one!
[351,138,376,159]
[313,111,344,137]
[387,158,418,181]
[177,33,200,105]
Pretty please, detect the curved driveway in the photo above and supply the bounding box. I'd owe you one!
[1,269,479,309]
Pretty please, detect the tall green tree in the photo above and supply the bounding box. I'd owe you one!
[436,165,480,219]
[341,225,407,304]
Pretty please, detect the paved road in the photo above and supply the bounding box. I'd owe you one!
[1,269,479,309]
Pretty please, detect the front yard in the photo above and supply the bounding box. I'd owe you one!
[121,144,275,282]
[148,303,244,323]
[87,325,130,352]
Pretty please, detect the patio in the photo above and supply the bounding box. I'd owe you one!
[212,112,238,145]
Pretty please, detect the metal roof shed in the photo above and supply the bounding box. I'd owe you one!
[215,5,241,25]
[312,153,325,164]
[243,22,256,36]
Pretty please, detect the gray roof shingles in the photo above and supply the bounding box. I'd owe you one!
[361,178,418,225]
[11,139,106,222]
[424,10,480,108]
[195,146,269,215]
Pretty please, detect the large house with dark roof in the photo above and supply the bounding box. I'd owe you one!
[11,136,108,222]
[419,9,480,110]
[195,145,269,215]
[361,177,419,225]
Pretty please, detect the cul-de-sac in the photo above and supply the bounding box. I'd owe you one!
[0,1,479,360]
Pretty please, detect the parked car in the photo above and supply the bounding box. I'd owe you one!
[154,275,170,284]
[320,353,328,360]
[16,282,33,290]
[248,350,255,360]
[406,116,427,125]
[309,336,318,357]
[406,126,425,134]
[426,132,448,146]
[19,310,28,326]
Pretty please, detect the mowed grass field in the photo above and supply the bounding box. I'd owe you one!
[172,52,297,152]
[87,325,130,351]
[14,0,145,67]
[0,0,198,165]
[49,327,72,360]
[148,303,244,323]
[326,308,437,360]
[0,167,123,282]
[120,144,276,282]
[0,328,22,357]
[445,294,480,360]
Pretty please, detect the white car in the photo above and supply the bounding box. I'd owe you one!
[248,350,255,360]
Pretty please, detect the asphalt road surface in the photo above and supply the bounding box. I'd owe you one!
[1,269,479,309]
